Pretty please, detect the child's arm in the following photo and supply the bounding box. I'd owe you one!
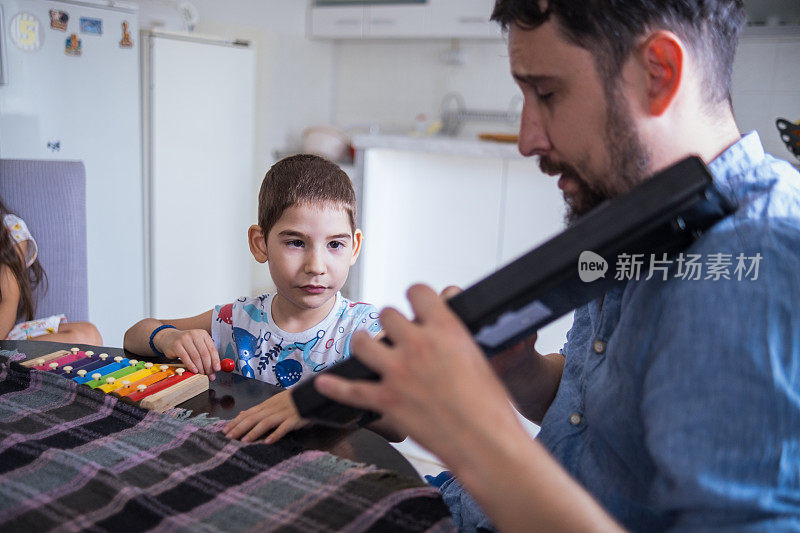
[123,310,221,377]
[223,388,407,444]
[0,265,21,339]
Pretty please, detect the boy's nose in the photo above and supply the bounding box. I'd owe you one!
[304,251,326,275]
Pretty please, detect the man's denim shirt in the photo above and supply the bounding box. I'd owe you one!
[538,132,800,530]
[442,133,800,531]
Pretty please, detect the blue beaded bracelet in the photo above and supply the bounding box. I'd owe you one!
[149,324,176,357]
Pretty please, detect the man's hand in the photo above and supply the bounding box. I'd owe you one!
[313,284,615,533]
[156,328,220,380]
[223,390,308,443]
[489,332,539,376]
[442,284,541,374]
[314,284,524,468]
[441,284,555,423]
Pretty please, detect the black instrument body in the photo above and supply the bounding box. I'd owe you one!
[292,156,737,426]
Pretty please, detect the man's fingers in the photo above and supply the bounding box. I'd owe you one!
[440,285,463,300]
[373,307,417,346]
[314,374,385,413]
[350,330,393,373]
[407,284,449,323]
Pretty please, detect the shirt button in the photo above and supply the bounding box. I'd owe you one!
[569,413,582,426]
[593,340,606,354]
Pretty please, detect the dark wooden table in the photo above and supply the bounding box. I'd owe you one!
[1,339,419,479]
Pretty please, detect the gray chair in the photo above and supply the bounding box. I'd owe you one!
[0,159,89,321]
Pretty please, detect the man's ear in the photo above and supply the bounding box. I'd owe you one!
[639,31,683,116]
[350,229,363,266]
[248,225,268,264]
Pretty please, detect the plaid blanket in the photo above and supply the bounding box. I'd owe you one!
[0,353,454,532]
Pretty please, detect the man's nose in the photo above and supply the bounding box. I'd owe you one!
[517,103,552,157]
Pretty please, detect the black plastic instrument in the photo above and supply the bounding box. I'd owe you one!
[292,156,737,426]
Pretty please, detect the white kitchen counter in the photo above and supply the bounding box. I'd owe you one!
[352,133,526,159]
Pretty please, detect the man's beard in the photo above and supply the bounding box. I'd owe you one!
[540,83,651,226]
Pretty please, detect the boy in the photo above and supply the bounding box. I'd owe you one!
[125,154,400,443]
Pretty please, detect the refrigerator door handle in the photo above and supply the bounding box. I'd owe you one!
[0,5,7,86]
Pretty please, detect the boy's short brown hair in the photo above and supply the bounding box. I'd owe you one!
[258,154,356,237]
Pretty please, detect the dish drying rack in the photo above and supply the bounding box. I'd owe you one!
[439,92,522,136]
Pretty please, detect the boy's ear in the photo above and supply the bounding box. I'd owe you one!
[638,31,683,116]
[248,225,268,263]
[350,229,363,266]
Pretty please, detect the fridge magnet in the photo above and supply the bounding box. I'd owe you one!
[119,21,133,48]
[9,12,43,52]
[49,9,68,31]
[79,17,102,35]
[65,33,82,56]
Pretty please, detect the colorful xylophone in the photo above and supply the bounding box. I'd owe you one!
[20,348,209,412]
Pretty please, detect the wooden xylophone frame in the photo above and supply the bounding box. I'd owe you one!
[19,348,209,412]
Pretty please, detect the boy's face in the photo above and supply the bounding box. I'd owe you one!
[256,202,361,315]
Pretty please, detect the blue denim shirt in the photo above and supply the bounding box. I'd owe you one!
[442,133,800,531]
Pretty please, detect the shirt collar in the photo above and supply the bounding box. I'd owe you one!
[707,131,764,199]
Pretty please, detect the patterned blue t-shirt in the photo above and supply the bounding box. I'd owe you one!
[211,292,381,388]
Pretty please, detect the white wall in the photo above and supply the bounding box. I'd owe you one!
[733,31,800,162]
[334,38,518,137]
[332,31,800,163]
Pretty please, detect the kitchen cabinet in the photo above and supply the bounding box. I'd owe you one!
[354,139,572,355]
[308,0,502,39]
[359,149,505,315]
[366,4,430,37]
[310,6,365,39]
[427,0,500,39]
[500,158,565,263]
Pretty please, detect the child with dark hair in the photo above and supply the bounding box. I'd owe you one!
[0,198,102,344]
[125,154,402,443]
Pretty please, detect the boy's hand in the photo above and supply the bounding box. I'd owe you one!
[223,390,309,444]
[156,328,220,379]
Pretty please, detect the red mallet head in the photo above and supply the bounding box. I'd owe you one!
[220,358,235,372]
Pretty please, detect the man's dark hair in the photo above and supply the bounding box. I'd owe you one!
[491,0,746,108]
[258,153,356,237]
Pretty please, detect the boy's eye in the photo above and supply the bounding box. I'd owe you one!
[286,240,304,247]
[536,89,554,102]
[329,241,344,249]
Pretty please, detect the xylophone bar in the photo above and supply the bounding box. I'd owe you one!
[19,350,70,368]
[139,374,209,413]
[52,353,107,376]
[99,363,163,393]
[114,367,176,397]
[22,349,210,413]
[76,359,131,385]
[124,369,194,402]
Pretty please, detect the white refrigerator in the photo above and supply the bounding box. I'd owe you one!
[143,31,256,319]
[0,0,143,346]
